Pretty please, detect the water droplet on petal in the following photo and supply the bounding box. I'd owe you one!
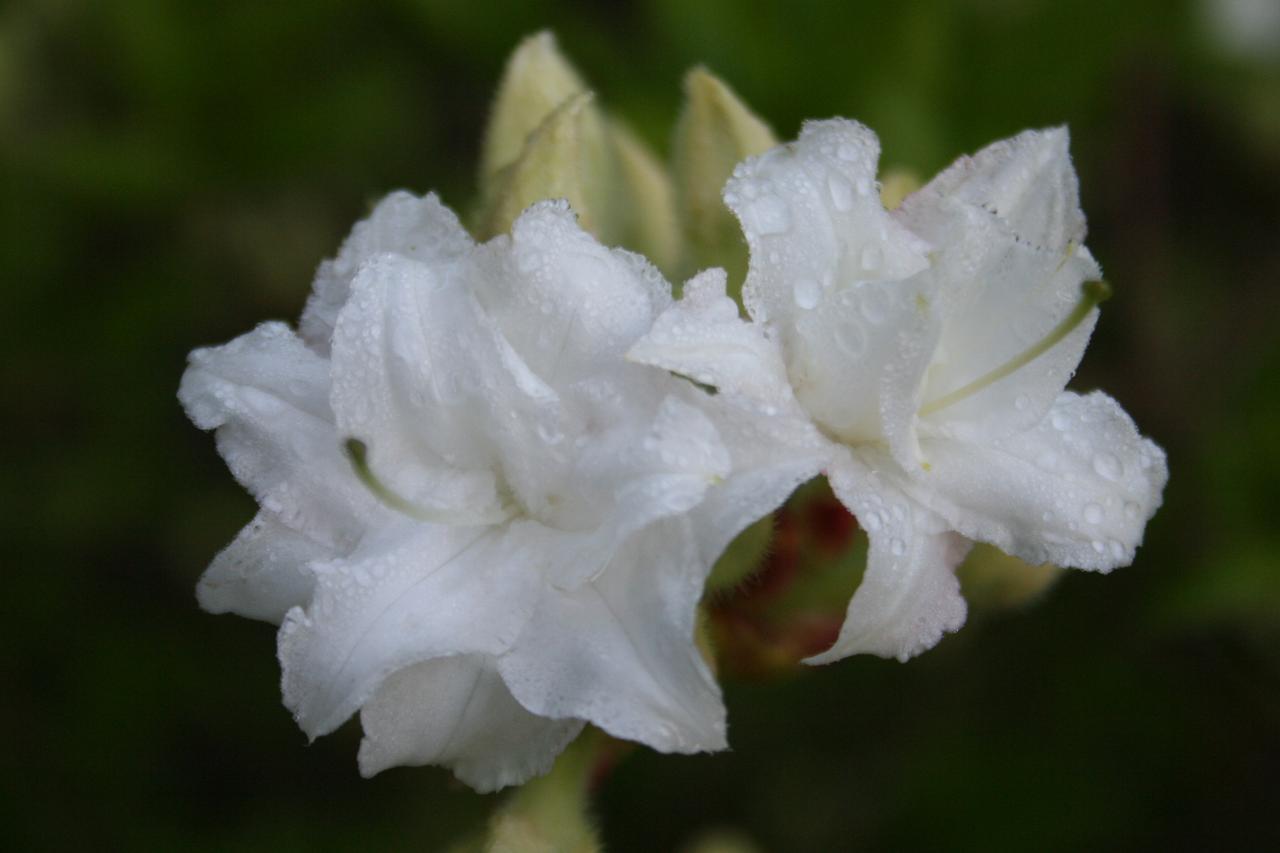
[793,278,821,310]
[859,244,883,272]
[862,512,882,532]
[837,143,860,162]
[1124,501,1141,521]
[890,537,906,556]
[1092,452,1122,482]
[827,175,854,211]
[859,285,890,324]
[745,194,791,235]
[835,321,867,357]
[1083,502,1104,525]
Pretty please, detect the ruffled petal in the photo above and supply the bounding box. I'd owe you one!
[726,118,930,328]
[900,128,1102,441]
[471,200,673,388]
[691,393,830,565]
[357,654,584,792]
[300,191,473,353]
[330,254,534,519]
[628,269,833,562]
[197,511,326,624]
[179,321,378,552]
[897,127,1085,253]
[628,268,801,415]
[499,517,726,753]
[279,520,545,739]
[724,120,938,463]
[808,452,970,663]
[912,390,1168,571]
[538,394,732,590]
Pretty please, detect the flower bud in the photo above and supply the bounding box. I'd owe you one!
[673,67,776,292]
[477,91,608,240]
[480,31,590,195]
[878,167,922,210]
[610,120,682,273]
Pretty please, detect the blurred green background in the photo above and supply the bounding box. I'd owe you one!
[4,0,1279,849]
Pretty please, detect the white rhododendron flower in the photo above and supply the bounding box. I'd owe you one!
[180,192,814,791]
[631,119,1168,664]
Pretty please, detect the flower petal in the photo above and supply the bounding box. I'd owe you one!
[726,118,930,328]
[179,321,378,552]
[691,394,830,564]
[300,192,473,353]
[913,390,1168,571]
[628,268,800,414]
[499,517,726,753]
[197,511,326,624]
[472,200,672,388]
[279,520,545,739]
[724,120,938,463]
[628,268,834,562]
[900,128,1102,441]
[330,254,530,519]
[808,452,970,663]
[898,127,1085,253]
[357,654,584,792]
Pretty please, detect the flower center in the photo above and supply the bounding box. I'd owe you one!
[917,279,1112,418]
[343,438,513,526]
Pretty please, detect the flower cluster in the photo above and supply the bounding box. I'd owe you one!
[181,34,1166,792]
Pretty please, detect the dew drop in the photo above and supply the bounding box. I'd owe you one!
[536,422,563,445]
[835,321,867,357]
[837,143,860,162]
[1092,452,1122,482]
[1091,539,1106,554]
[862,512,882,532]
[1051,410,1072,431]
[859,285,890,324]
[859,244,883,272]
[793,278,821,310]
[827,175,854,211]
[1083,502,1104,525]
[890,537,906,557]
[746,194,792,235]
[1124,501,1140,521]
[1108,540,1126,560]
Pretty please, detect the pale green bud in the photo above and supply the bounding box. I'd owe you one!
[480,31,590,196]
[879,167,922,210]
[956,542,1063,610]
[610,120,682,274]
[481,733,602,853]
[673,67,777,291]
[476,90,610,241]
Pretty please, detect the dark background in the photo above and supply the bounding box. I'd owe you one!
[4,0,1279,849]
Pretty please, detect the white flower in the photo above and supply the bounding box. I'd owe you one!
[630,119,1168,664]
[180,192,797,791]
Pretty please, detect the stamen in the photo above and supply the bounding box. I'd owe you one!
[343,438,510,526]
[918,280,1111,418]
